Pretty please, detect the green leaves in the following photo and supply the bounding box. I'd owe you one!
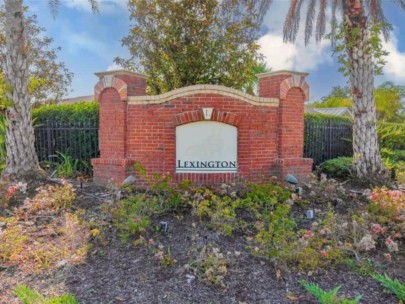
[331,22,389,78]
[14,285,79,304]
[373,274,405,301]
[300,281,362,304]
[116,0,262,94]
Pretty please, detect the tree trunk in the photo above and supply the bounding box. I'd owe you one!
[343,0,386,182]
[2,0,43,181]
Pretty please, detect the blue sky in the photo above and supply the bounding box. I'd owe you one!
[24,0,405,101]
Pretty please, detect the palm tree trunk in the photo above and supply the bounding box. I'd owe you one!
[344,2,385,181]
[3,0,43,180]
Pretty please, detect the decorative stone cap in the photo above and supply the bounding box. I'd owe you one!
[128,84,279,107]
[257,70,309,78]
[95,69,147,80]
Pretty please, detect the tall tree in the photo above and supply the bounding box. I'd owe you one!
[257,0,405,181]
[3,0,40,179]
[0,9,73,105]
[116,0,264,94]
[2,0,97,181]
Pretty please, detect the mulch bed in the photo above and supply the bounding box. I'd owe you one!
[1,180,404,304]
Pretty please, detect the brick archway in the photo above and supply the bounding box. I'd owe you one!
[280,75,309,101]
[94,75,128,101]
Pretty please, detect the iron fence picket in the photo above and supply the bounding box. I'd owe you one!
[304,119,352,166]
[34,120,99,174]
[34,117,351,175]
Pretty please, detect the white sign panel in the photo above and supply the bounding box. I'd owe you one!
[176,121,237,173]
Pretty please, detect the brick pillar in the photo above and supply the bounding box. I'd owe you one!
[92,70,147,185]
[258,71,313,182]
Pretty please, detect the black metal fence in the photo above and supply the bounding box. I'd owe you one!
[34,120,99,172]
[304,119,353,166]
[33,118,353,174]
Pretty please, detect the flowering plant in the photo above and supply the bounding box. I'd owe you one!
[369,187,405,222]
[1,182,27,208]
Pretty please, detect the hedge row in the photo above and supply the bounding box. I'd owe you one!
[33,102,99,125]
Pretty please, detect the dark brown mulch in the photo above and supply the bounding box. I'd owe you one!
[0,180,403,304]
[63,207,399,304]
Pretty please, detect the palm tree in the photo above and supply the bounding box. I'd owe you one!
[256,0,405,182]
[2,0,40,180]
[2,0,97,181]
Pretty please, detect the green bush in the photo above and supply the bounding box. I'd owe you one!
[381,148,405,163]
[319,157,353,179]
[33,101,98,125]
[377,122,405,150]
[305,113,352,124]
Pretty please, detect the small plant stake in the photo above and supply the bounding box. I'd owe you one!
[306,209,314,219]
[159,221,169,233]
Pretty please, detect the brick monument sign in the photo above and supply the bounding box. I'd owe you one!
[91,70,313,186]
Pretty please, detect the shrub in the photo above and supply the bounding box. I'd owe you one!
[369,187,405,226]
[377,122,405,150]
[111,193,159,242]
[305,113,352,124]
[33,101,98,125]
[381,148,405,163]
[191,189,241,236]
[186,244,229,288]
[320,157,353,179]
[254,202,297,260]
[395,161,405,185]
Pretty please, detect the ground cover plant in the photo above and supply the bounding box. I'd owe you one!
[15,285,79,304]
[373,274,405,302]
[1,171,404,303]
[300,280,362,304]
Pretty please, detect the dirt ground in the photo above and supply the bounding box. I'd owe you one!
[1,180,404,304]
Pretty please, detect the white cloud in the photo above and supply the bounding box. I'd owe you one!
[382,35,405,82]
[106,62,123,71]
[62,0,126,13]
[258,33,331,71]
[258,1,332,73]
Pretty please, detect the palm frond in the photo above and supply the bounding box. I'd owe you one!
[365,0,391,40]
[88,0,99,13]
[330,0,340,46]
[48,0,60,18]
[251,0,273,24]
[366,0,378,23]
[315,0,327,42]
[391,0,405,12]
[305,0,316,45]
[283,0,304,42]
[47,0,98,16]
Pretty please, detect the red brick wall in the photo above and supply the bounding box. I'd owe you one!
[92,71,313,186]
[124,96,279,186]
